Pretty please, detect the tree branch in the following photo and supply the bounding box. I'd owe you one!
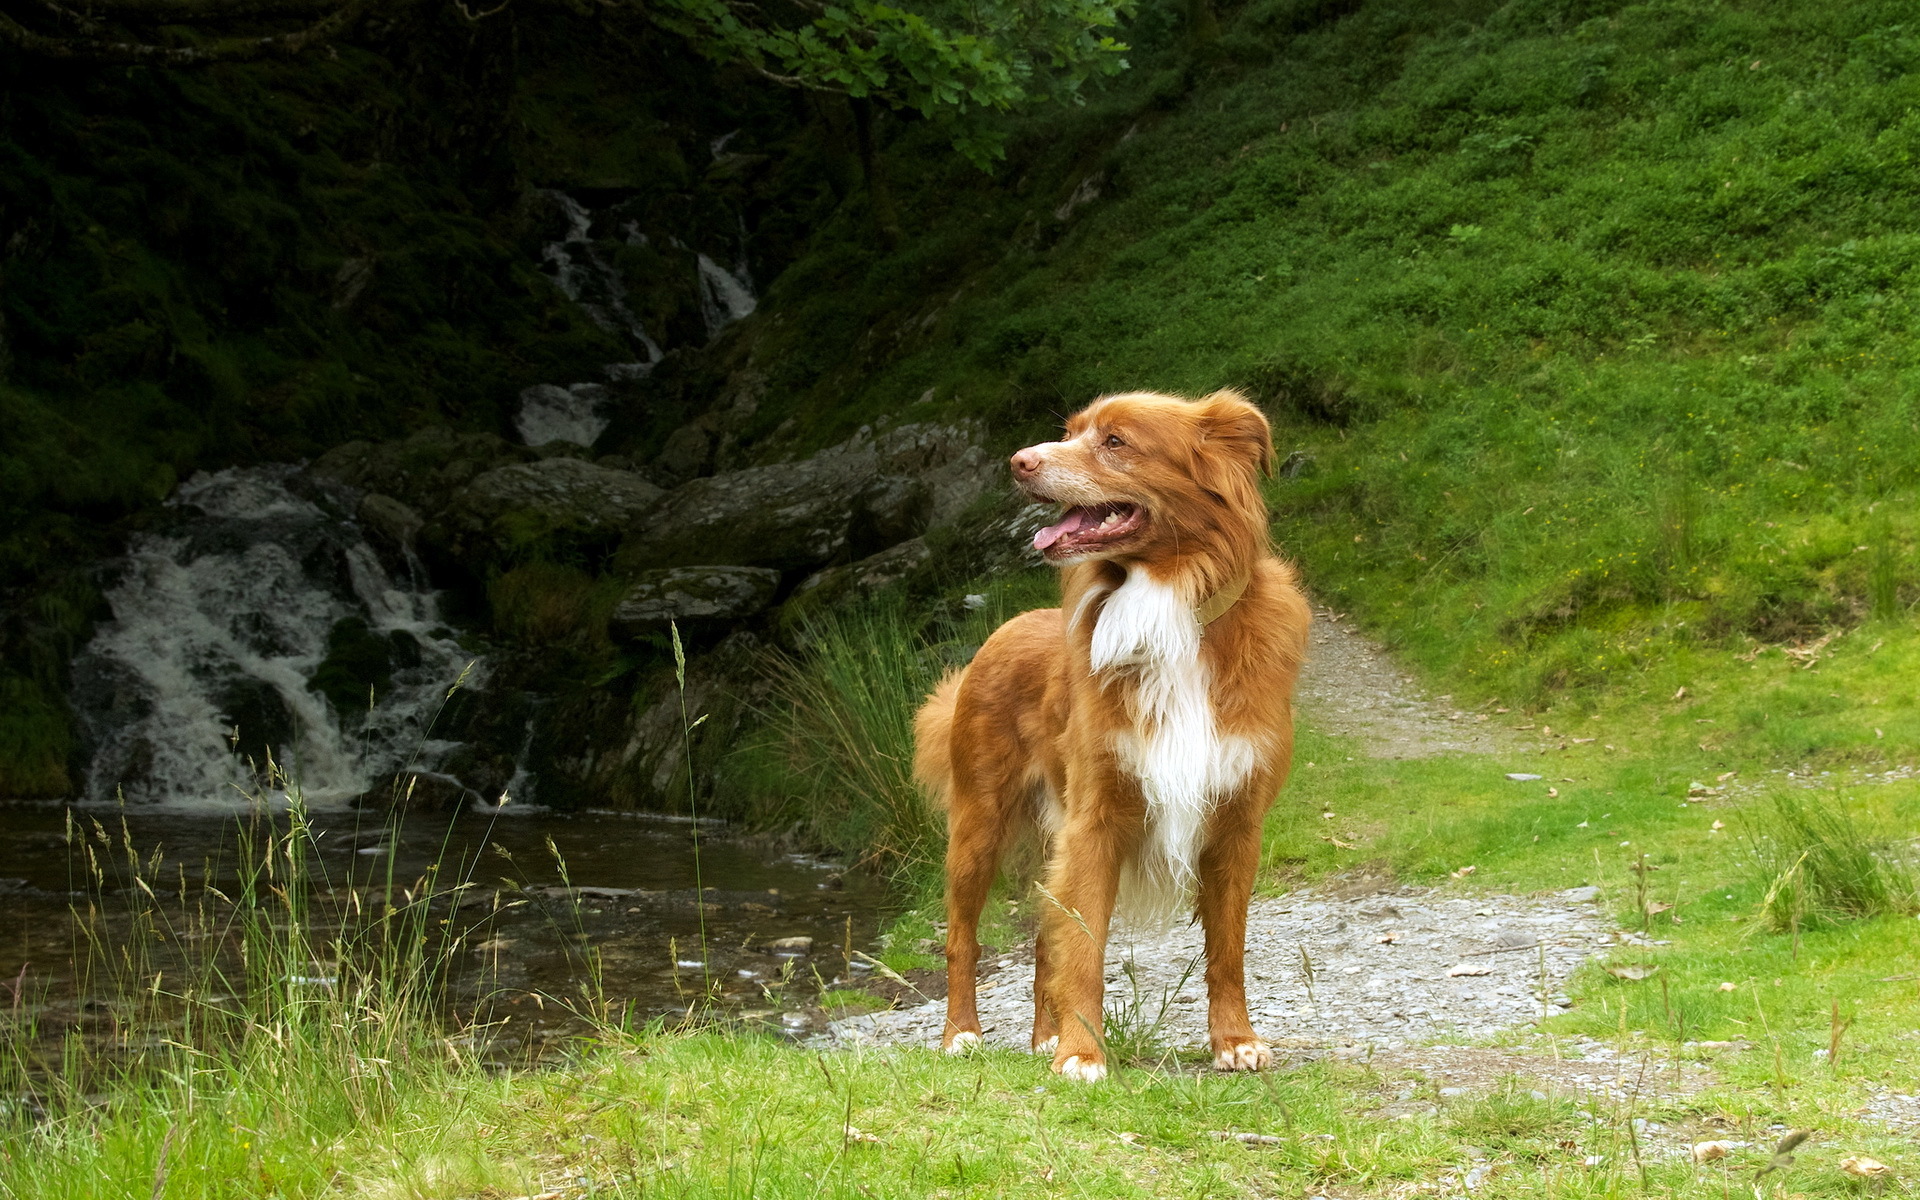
[14,0,111,36]
[0,0,370,61]
[450,0,510,19]
[58,0,348,19]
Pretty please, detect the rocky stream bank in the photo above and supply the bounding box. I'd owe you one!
[73,380,1038,813]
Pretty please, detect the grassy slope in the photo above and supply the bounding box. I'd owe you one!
[735,0,1920,763]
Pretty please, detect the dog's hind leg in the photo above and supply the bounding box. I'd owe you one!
[940,785,1006,1053]
[1030,924,1058,1053]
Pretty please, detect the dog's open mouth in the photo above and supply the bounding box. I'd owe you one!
[1031,501,1146,558]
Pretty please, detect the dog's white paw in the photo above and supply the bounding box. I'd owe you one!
[1057,1055,1108,1082]
[944,1031,982,1054]
[1212,1039,1273,1072]
[1032,1035,1058,1055]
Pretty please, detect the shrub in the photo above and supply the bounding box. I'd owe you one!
[1749,791,1918,933]
[749,601,947,882]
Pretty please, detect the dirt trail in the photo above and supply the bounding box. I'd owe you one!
[827,610,1779,1137]
[1293,606,1511,758]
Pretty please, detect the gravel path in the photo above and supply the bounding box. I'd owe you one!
[831,613,1615,1057]
[1293,607,1513,758]
[831,887,1611,1054]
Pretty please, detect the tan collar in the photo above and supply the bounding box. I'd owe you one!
[1194,571,1250,627]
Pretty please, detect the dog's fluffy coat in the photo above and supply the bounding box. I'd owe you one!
[913,389,1309,1080]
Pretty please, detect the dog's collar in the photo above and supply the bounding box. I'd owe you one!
[1194,571,1250,627]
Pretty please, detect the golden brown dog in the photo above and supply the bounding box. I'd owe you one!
[913,388,1309,1080]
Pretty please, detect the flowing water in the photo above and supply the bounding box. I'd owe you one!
[516,189,758,448]
[68,465,477,811]
[697,248,756,339]
[29,185,877,1059]
[52,467,901,1042]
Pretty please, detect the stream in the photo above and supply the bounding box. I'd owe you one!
[8,188,893,1065]
[0,802,898,1060]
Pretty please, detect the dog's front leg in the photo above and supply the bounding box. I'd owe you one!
[1039,804,1126,1081]
[1196,794,1271,1071]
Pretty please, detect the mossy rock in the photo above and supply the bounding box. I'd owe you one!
[610,566,782,638]
[437,458,665,570]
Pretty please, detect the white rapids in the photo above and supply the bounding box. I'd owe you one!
[69,466,481,811]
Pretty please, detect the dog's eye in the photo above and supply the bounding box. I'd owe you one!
[1105,434,1126,449]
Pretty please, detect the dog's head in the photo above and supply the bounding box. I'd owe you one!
[1011,389,1275,566]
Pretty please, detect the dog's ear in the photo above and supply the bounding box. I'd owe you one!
[1195,389,1276,477]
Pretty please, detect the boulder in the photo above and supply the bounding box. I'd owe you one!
[357,493,422,551]
[617,422,998,575]
[617,453,868,573]
[871,421,1004,528]
[652,421,716,487]
[786,538,932,618]
[611,566,782,637]
[307,426,532,517]
[437,458,663,565]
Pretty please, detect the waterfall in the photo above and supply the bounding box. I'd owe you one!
[517,191,669,448]
[514,382,610,449]
[697,252,757,340]
[537,189,665,367]
[69,466,482,811]
[517,190,758,441]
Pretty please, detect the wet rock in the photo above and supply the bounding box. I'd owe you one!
[214,677,299,767]
[765,936,813,954]
[786,539,932,617]
[517,383,610,449]
[357,493,423,551]
[364,769,478,810]
[610,566,782,637]
[618,423,997,574]
[438,458,663,566]
[451,458,662,531]
[652,421,715,487]
[617,451,875,573]
[306,616,396,720]
[307,426,532,517]
[437,742,517,804]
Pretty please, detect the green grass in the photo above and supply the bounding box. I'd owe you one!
[717,0,1920,744]
[726,574,1060,884]
[1748,791,1918,934]
[11,600,1920,1196]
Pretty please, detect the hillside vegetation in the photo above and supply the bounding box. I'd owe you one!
[723,0,1920,768]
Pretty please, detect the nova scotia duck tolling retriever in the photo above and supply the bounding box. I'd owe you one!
[913,388,1310,1081]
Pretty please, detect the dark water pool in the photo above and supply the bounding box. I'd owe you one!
[0,802,899,1060]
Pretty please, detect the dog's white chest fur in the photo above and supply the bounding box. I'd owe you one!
[1087,570,1257,923]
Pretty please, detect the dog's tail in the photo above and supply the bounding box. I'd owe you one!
[912,668,966,812]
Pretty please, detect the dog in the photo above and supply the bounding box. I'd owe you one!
[912,388,1309,1081]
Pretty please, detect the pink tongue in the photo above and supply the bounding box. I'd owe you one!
[1033,509,1088,551]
